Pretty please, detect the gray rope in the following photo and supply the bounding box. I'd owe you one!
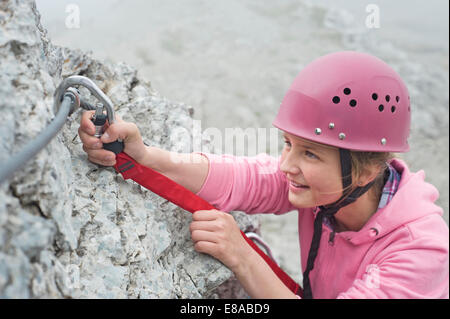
[0,95,75,183]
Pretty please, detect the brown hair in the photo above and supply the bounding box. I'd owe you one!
[342,151,396,203]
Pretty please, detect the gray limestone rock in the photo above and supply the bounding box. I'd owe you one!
[0,0,258,298]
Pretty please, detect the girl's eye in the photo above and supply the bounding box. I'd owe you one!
[305,150,318,159]
[285,141,318,159]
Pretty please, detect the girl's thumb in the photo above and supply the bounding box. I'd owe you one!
[101,127,116,143]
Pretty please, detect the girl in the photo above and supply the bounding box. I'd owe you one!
[78,51,449,298]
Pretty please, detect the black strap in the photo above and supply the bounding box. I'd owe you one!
[339,148,353,190]
[302,148,376,299]
[302,209,335,299]
[302,181,374,298]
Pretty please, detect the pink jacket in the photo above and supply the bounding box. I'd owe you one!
[195,152,449,299]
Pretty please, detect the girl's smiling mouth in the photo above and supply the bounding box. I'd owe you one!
[289,180,310,192]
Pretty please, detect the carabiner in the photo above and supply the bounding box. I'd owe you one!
[54,75,124,154]
[245,232,278,264]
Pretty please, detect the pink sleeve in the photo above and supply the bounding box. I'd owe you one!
[194,152,296,215]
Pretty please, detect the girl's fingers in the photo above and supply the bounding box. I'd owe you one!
[84,147,117,166]
[191,230,219,243]
[80,110,96,135]
[100,121,139,144]
[194,241,217,255]
[192,210,219,221]
[189,221,217,232]
[79,129,102,149]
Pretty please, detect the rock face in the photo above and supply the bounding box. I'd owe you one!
[0,0,259,298]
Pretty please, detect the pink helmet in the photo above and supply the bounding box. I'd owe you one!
[273,51,411,153]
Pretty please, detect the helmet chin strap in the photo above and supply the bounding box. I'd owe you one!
[302,148,375,299]
[339,148,353,192]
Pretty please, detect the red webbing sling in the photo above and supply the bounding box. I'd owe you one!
[114,151,302,296]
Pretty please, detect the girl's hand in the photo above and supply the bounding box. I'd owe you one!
[191,210,297,299]
[78,110,147,166]
[190,210,251,272]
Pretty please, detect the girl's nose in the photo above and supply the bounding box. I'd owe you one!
[280,152,301,176]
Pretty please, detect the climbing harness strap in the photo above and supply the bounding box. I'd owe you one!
[114,151,302,296]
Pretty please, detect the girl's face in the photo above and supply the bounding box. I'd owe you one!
[280,131,344,208]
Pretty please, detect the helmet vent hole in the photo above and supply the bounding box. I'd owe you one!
[343,88,351,95]
[378,104,384,112]
[372,93,378,101]
[332,96,340,104]
[349,99,357,107]
[385,95,391,102]
[391,106,396,113]
[396,96,400,102]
